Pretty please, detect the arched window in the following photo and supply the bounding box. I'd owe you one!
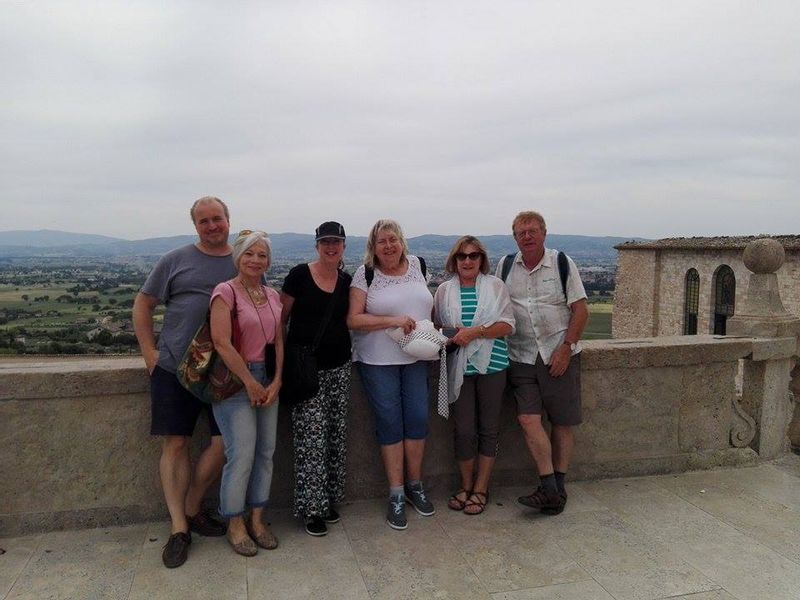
[683,269,700,335]
[712,265,736,335]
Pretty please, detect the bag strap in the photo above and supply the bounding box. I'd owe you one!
[225,282,241,349]
[311,272,343,351]
[500,253,516,281]
[557,251,569,301]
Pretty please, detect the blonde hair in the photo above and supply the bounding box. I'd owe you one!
[363,219,409,269]
[512,211,546,235]
[232,230,271,270]
[444,235,490,274]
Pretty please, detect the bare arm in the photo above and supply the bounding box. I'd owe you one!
[450,322,513,347]
[264,308,283,406]
[132,292,160,374]
[549,298,589,377]
[346,287,415,334]
[210,297,266,406]
[279,292,295,328]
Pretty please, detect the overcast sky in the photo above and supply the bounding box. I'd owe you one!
[2,1,797,240]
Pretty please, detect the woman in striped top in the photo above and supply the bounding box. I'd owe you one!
[433,236,515,515]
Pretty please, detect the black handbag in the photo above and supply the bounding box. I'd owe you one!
[281,273,343,407]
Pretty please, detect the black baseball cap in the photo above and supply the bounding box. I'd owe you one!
[315,221,346,241]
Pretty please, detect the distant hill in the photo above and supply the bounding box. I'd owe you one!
[0,229,645,262]
[0,229,121,246]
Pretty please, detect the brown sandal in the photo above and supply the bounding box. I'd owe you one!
[448,488,471,511]
[463,491,488,515]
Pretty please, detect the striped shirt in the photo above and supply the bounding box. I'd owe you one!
[460,286,509,375]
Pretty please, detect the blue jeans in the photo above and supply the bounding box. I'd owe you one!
[356,361,429,445]
[212,363,279,517]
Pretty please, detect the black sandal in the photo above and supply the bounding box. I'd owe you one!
[448,488,471,511]
[463,491,488,515]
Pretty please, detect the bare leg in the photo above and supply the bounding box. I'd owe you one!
[472,454,495,494]
[227,515,248,543]
[160,436,191,534]
[185,435,225,517]
[551,425,574,473]
[249,507,267,537]
[458,458,475,491]
[381,442,404,488]
[403,438,426,482]
[517,414,554,475]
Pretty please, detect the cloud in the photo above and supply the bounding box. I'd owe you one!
[1,0,798,239]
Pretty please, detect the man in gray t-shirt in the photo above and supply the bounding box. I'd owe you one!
[133,196,236,568]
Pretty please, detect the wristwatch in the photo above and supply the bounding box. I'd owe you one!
[563,340,577,352]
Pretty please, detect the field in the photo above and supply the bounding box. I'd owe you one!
[585,301,612,340]
[0,257,614,353]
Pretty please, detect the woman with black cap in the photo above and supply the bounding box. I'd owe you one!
[280,221,352,536]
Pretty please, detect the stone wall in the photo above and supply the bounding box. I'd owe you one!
[2,334,795,536]
[613,248,800,338]
[612,249,659,337]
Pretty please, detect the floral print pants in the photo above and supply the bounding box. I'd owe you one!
[291,362,351,518]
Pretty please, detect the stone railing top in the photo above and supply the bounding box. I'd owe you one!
[1,335,796,401]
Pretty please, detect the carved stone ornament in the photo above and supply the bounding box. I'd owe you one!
[730,396,756,448]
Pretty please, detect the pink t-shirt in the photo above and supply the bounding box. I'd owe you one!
[210,281,282,362]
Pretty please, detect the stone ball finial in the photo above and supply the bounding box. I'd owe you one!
[742,238,785,274]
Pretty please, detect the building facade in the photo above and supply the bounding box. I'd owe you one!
[612,236,800,338]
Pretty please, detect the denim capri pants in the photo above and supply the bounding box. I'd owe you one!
[212,362,279,518]
[356,361,429,445]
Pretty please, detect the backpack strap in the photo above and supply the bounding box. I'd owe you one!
[557,251,569,301]
[365,256,426,287]
[500,253,516,282]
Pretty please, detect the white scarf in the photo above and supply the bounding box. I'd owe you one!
[436,273,515,404]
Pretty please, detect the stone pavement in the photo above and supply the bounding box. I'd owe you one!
[2,455,800,600]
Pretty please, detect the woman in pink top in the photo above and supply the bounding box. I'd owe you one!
[210,230,283,556]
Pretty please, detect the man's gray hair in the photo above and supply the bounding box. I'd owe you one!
[190,196,230,222]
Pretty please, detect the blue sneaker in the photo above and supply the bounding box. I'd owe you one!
[404,483,435,516]
[386,495,407,530]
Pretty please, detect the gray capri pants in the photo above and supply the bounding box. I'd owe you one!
[452,370,507,460]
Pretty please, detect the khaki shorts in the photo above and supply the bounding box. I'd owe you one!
[508,354,582,426]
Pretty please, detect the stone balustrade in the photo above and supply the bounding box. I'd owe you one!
[1,334,795,537]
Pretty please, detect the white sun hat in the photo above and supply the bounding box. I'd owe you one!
[386,319,448,361]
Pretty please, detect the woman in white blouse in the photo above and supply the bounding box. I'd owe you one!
[347,219,435,531]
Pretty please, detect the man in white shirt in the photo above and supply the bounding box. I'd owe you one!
[496,211,588,514]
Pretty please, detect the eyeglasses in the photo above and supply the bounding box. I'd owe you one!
[513,228,542,239]
[455,252,483,261]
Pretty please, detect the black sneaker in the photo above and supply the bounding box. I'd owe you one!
[305,516,328,537]
[187,508,227,537]
[386,495,408,530]
[323,507,340,524]
[162,532,191,568]
[404,483,435,516]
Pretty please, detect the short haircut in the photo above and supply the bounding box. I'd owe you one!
[364,219,409,269]
[190,196,230,223]
[232,230,271,269]
[512,211,546,235]
[444,235,490,274]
